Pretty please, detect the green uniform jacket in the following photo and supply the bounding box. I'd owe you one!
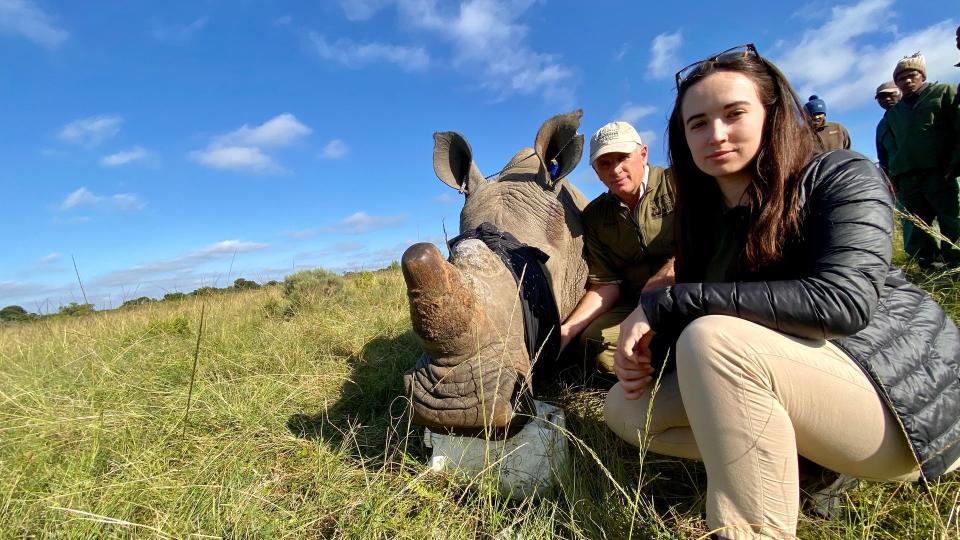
[815,121,851,152]
[886,82,960,177]
[581,165,676,303]
[876,115,895,173]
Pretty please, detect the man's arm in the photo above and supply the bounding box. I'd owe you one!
[559,282,620,352]
[642,258,675,292]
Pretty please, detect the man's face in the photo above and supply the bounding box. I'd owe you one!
[593,145,648,204]
[876,92,900,110]
[811,113,826,129]
[895,69,925,96]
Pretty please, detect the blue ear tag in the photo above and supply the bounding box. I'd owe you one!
[547,160,560,179]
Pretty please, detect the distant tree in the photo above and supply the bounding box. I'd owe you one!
[0,305,31,322]
[264,280,280,287]
[163,292,187,301]
[233,278,260,290]
[58,303,95,317]
[191,286,221,297]
[121,297,154,309]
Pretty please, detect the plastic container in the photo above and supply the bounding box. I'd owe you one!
[423,400,569,499]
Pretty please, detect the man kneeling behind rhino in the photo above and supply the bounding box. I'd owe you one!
[559,121,677,377]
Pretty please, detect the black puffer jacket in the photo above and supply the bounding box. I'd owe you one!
[641,150,960,479]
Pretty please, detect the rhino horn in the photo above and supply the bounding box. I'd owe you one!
[401,242,480,356]
[433,131,487,195]
[534,109,584,186]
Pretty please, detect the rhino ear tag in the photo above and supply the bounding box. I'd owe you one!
[433,131,487,195]
[534,110,585,188]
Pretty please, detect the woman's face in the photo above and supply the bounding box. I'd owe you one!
[681,71,766,184]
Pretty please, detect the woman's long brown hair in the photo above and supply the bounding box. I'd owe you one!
[668,54,817,280]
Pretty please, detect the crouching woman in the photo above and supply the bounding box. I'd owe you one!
[604,44,960,539]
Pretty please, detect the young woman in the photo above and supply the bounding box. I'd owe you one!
[603,44,960,539]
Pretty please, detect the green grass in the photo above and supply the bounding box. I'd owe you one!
[1,265,959,539]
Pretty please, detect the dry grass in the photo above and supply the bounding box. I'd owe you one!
[1,265,958,539]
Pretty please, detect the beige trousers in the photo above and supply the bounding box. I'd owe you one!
[604,315,936,539]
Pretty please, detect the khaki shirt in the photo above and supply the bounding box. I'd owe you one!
[815,121,852,152]
[582,165,676,302]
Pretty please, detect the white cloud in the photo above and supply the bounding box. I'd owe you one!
[100,146,149,167]
[0,0,68,48]
[433,192,457,204]
[339,211,407,234]
[150,17,209,43]
[339,0,391,21]
[648,30,682,79]
[617,103,657,125]
[309,32,429,71]
[58,115,123,147]
[320,139,349,159]
[638,130,658,146]
[59,187,146,212]
[38,252,61,264]
[776,0,955,109]
[405,0,574,103]
[214,113,312,148]
[91,239,270,289]
[189,146,280,173]
[282,228,319,240]
[332,0,575,103]
[190,113,311,174]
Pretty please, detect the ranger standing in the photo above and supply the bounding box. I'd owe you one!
[886,53,960,268]
[804,95,852,151]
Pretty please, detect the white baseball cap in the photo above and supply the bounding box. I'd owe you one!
[589,121,643,164]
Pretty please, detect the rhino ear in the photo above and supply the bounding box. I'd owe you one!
[534,109,584,188]
[433,131,487,195]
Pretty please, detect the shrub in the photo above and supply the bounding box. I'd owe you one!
[121,297,154,309]
[163,292,187,302]
[58,302,95,317]
[233,278,260,290]
[0,305,31,322]
[282,268,345,310]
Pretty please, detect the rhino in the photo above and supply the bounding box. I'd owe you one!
[401,110,590,432]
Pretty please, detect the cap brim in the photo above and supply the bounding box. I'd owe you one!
[589,141,640,164]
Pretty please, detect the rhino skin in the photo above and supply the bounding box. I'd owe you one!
[402,110,590,431]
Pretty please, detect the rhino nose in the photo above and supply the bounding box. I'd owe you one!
[402,242,447,290]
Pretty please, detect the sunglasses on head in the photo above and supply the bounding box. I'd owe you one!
[675,43,759,90]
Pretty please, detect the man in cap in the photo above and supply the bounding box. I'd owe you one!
[875,81,910,249]
[558,121,675,375]
[886,52,960,268]
[804,95,851,151]
[875,82,901,174]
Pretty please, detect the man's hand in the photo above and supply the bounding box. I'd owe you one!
[615,307,655,399]
[642,258,676,293]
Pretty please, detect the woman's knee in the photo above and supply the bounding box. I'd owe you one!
[675,315,739,371]
[604,383,653,447]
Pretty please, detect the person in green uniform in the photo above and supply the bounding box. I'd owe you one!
[875,81,911,250]
[558,121,675,374]
[886,52,960,268]
[804,95,851,151]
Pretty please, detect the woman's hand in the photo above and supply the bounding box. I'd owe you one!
[615,307,656,400]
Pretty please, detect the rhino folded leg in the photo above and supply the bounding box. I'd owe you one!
[404,353,525,429]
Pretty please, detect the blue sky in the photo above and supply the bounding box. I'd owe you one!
[1,0,956,312]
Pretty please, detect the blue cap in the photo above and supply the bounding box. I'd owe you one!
[804,95,826,116]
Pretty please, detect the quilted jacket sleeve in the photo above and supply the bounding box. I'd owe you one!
[640,151,894,340]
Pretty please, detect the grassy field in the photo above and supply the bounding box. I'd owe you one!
[2,262,959,539]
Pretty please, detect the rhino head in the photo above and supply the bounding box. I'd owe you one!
[402,111,590,431]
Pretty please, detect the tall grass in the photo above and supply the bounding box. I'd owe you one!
[1,266,958,538]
